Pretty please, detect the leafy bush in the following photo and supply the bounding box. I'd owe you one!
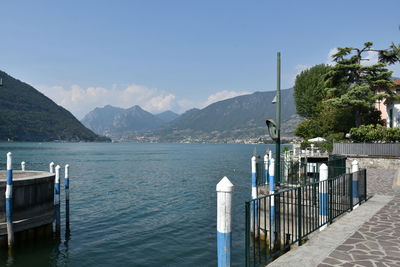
[349,124,400,142]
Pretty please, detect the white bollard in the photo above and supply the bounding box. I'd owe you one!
[65,164,70,201]
[319,164,328,231]
[352,160,359,209]
[49,162,55,173]
[264,153,269,185]
[217,177,234,267]
[6,152,14,246]
[269,158,275,245]
[21,161,26,171]
[251,156,257,199]
[250,156,258,235]
[55,165,61,205]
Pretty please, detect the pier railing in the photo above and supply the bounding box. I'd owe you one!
[245,169,367,267]
[255,156,347,186]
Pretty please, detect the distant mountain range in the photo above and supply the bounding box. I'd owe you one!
[82,88,302,143]
[0,70,109,142]
[81,105,179,139]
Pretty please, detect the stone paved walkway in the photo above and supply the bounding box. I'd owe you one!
[318,169,400,267]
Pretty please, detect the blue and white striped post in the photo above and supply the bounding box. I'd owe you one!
[319,164,328,231]
[264,153,269,186]
[250,156,258,234]
[21,161,26,171]
[49,162,55,174]
[65,164,71,243]
[269,157,275,245]
[55,165,61,236]
[65,164,70,201]
[352,160,359,209]
[55,165,61,205]
[216,176,234,267]
[6,152,14,246]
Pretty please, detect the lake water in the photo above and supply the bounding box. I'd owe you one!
[0,142,280,267]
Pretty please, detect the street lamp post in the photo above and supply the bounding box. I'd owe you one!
[266,52,281,186]
[276,52,281,186]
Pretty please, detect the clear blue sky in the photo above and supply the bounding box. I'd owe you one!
[1,0,399,118]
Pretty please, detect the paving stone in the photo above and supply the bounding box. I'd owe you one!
[318,169,400,267]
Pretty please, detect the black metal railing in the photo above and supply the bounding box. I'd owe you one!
[245,169,367,267]
[255,156,347,187]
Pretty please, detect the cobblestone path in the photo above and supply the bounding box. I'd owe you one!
[318,169,400,267]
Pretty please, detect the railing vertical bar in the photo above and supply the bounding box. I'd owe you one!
[245,202,250,267]
[297,186,302,246]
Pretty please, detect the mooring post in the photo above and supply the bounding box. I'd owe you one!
[6,152,14,246]
[319,163,328,231]
[21,161,26,171]
[65,164,70,201]
[264,153,269,185]
[250,156,258,235]
[55,165,61,237]
[55,165,61,205]
[49,162,55,173]
[269,157,275,246]
[216,176,234,267]
[65,165,71,244]
[351,160,359,209]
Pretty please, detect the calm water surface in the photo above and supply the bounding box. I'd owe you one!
[0,142,279,267]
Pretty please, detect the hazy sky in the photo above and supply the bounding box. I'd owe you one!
[1,0,399,119]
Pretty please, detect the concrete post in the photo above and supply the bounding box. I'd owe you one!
[250,156,258,234]
[319,164,328,231]
[55,165,61,205]
[55,165,61,237]
[251,156,257,199]
[21,161,26,171]
[64,166,71,242]
[6,152,14,247]
[264,153,269,185]
[217,177,234,267]
[65,164,70,201]
[49,162,55,174]
[352,160,360,209]
[6,152,14,246]
[269,157,275,245]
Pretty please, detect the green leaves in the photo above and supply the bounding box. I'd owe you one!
[294,64,331,118]
[349,124,400,142]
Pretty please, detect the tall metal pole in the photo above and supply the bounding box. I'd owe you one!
[276,52,281,186]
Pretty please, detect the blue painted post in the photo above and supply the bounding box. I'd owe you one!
[49,162,55,174]
[264,153,269,186]
[21,161,26,171]
[216,176,234,267]
[65,165,71,243]
[319,163,328,231]
[352,160,359,209]
[65,164,70,201]
[55,165,61,205]
[250,156,258,234]
[269,157,275,245]
[55,165,61,236]
[6,152,14,246]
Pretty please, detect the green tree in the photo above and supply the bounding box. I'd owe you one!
[325,42,397,127]
[294,64,331,118]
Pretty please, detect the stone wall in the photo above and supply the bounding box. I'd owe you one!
[346,156,400,170]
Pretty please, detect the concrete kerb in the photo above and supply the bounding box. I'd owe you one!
[267,194,393,267]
